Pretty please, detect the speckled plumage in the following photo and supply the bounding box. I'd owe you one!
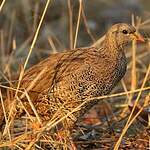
[21,46,126,123]
[0,23,144,128]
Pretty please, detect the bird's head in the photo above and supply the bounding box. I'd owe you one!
[105,23,144,48]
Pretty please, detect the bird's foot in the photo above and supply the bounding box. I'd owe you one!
[56,129,77,150]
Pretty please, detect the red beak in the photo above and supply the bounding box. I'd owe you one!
[132,33,145,42]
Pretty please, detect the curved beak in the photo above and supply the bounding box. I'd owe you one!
[131,32,145,42]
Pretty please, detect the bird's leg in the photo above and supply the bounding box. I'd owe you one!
[54,124,77,150]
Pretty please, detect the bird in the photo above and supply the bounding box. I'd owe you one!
[0,23,144,132]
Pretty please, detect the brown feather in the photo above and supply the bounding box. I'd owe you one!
[0,23,143,128]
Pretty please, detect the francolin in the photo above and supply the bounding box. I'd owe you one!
[0,23,144,132]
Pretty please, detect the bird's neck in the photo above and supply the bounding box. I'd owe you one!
[99,36,125,59]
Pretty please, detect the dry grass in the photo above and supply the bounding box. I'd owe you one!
[0,0,150,150]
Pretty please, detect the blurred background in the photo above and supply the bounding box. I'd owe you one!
[0,0,149,72]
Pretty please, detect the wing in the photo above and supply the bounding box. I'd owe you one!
[20,48,88,100]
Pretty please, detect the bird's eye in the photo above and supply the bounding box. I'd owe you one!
[122,30,128,34]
